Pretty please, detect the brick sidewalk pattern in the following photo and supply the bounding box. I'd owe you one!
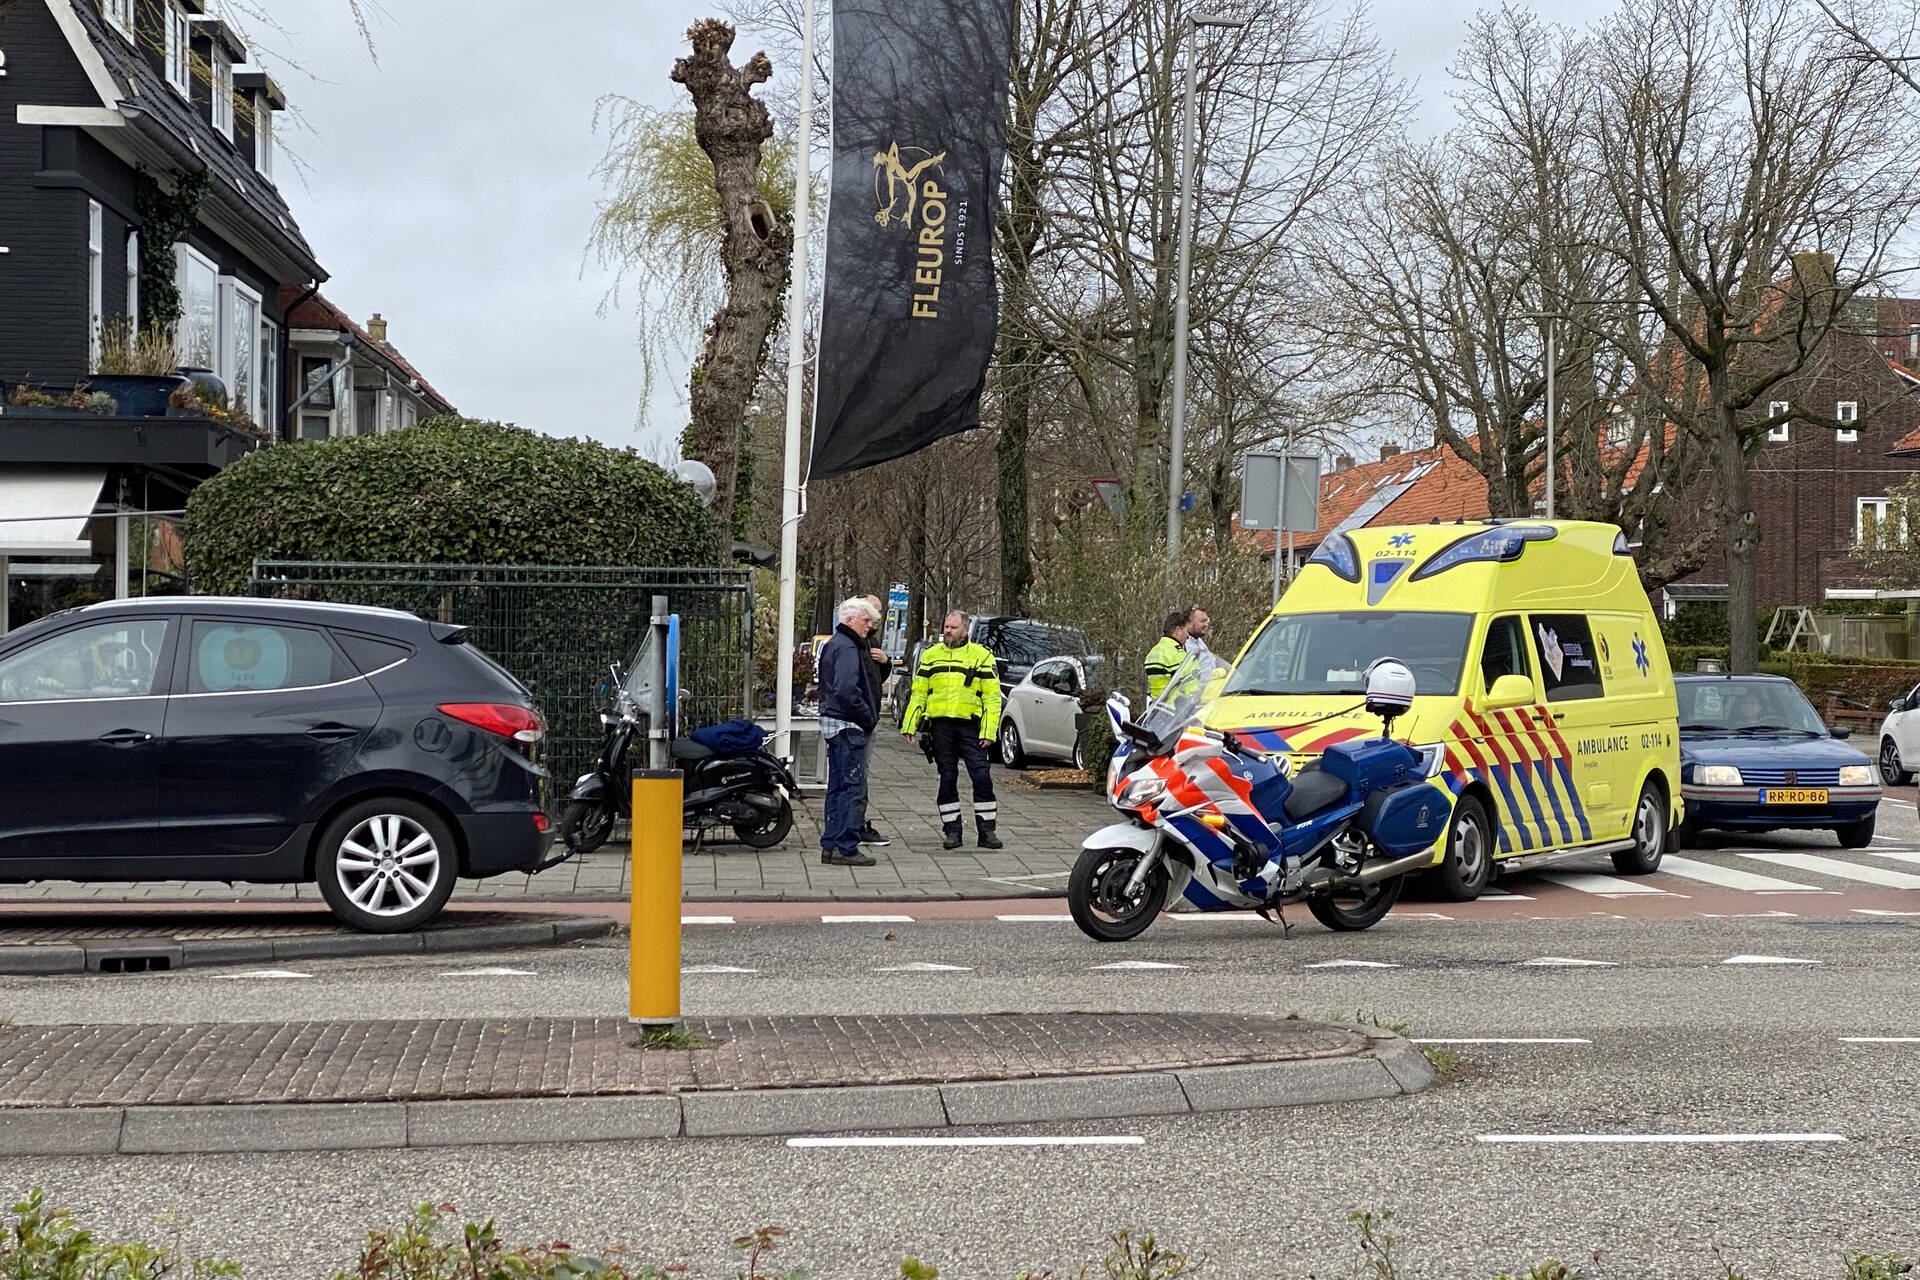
[0,735,1111,904]
[0,1014,1363,1108]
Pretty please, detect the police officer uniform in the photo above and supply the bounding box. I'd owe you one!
[1144,633,1186,700]
[903,638,1003,849]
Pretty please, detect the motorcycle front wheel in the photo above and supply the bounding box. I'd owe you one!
[556,799,616,854]
[733,797,794,849]
[1306,872,1404,932]
[1069,844,1169,942]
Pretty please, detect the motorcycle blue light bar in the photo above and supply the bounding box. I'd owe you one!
[1306,533,1361,582]
[1410,524,1558,581]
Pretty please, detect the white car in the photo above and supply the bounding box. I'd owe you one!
[997,655,1093,771]
[1875,680,1920,784]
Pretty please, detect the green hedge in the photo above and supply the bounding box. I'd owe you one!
[185,417,721,594]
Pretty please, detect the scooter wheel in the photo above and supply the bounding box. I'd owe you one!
[733,798,794,849]
[1069,845,1168,942]
[557,799,615,854]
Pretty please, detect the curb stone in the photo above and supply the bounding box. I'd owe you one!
[0,916,615,976]
[0,1054,1434,1156]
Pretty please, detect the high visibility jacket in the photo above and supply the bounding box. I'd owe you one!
[1144,635,1185,699]
[903,640,1001,738]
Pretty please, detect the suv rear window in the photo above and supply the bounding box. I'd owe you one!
[333,632,413,675]
[187,620,349,693]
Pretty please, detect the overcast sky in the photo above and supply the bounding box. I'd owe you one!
[268,0,1615,455]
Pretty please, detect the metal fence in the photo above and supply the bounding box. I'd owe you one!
[248,561,753,811]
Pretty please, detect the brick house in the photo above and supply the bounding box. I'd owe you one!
[282,291,454,441]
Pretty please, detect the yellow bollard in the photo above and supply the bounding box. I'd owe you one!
[629,768,684,1027]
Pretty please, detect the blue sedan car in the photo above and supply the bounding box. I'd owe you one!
[1676,674,1881,848]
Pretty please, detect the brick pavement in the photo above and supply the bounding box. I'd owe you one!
[0,1014,1364,1107]
[0,735,1109,906]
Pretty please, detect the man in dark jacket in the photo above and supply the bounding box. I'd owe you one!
[858,593,894,847]
[817,596,881,866]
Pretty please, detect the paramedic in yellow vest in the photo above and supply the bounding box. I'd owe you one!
[1144,611,1190,700]
[902,610,1003,850]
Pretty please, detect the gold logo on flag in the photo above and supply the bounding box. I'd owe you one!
[872,142,955,322]
[873,143,947,229]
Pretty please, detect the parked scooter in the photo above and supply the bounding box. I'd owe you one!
[557,654,797,853]
[1069,653,1446,941]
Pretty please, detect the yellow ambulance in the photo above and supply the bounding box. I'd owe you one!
[1209,519,1681,899]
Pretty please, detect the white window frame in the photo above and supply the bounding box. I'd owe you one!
[164,3,191,96]
[124,230,139,332]
[1836,400,1859,443]
[257,105,273,180]
[87,201,104,368]
[1858,497,1902,550]
[216,276,261,422]
[1909,326,1918,364]
[210,49,233,139]
[1767,401,1790,442]
[401,400,416,432]
[105,0,134,40]
[172,243,218,369]
[260,316,279,434]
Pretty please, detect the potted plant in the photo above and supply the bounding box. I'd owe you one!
[88,318,187,415]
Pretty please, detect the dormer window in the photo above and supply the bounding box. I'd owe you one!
[236,70,286,180]
[210,48,233,138]
[104,0,133,39]
[258,103,273,178]
[165,3,191,95]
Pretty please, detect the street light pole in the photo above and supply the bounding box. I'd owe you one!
[1165,12,1245,564]
[1523,310,1569,521]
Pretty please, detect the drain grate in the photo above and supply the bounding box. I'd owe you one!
[84,943,184,974]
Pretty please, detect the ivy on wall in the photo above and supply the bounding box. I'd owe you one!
[133,168,210,333]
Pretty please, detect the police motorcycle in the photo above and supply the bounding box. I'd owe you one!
[1068,652,1447,941]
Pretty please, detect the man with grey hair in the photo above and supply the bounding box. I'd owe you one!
[857,593,894,847]
[816,595,882,866]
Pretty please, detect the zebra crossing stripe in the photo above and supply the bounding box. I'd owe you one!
[1535,872,1673,895]
[1744,853,1920,890]
[1859,848,1920,868]
[1657,856,1826,893]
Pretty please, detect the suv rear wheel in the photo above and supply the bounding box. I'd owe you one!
[316,797,459,932]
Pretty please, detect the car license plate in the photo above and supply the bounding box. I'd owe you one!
[1763,788,1828,805]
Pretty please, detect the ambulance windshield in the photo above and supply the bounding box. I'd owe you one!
[1221,610,1475,697]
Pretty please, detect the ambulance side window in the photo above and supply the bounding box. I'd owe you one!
[1530,613,1605,702]
[1479,615,1531,693]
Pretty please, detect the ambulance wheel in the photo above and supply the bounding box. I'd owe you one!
[1432,795,1492,901]
[1307,873,1403,932]
[1612,781,1668,874]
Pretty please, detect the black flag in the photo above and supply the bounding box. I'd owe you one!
[809,0,1016,481]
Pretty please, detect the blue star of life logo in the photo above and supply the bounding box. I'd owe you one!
[1632,633,1650,677]
[1388,533,1414,548]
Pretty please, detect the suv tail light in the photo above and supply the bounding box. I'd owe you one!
[439,703,544,743]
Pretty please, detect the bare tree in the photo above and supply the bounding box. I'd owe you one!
[1589,0,1920,671]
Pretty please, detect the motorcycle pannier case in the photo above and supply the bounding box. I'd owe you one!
[1363,784,1446,858]
[1317,737,1420,798]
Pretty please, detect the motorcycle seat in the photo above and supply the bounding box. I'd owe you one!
[1282,764,1349,820]
[671,738,714,762]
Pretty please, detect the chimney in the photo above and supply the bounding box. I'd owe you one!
[1791,251,1836,290]
[1336,453,1355,472]
[1380,443,1401,461]
[366,313,388,343]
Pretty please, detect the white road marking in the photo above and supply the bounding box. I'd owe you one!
[221,970,311,979]
[1521,957,1617,967]
[1861,848,1920,868]
[1389,912,1455,921]
[439,967,534,977]
[1480,888,1536,900]
[1167,913,1262,922]
[1840,1036,1920,1043]
[1536,872,1676,896]
[997,914,1073,922]
[1091,960,1188,970]
[683,964,757,974]
[1658,856,1822,893]
[1304,959,1400,969]
[1852,908,1920,917]
[821,914,915,923]
[681,916,735,925]
[1477,1133,1844,1145]
[982,872,1073,887]
[1723,955,1820,965]
[1415,1037,1591,1045]
[1745,853,1920,889]
[875,962,972,972]
[788,1135,1144,1148]
[1699,911,1801,919]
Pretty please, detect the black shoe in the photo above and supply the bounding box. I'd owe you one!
[858,827,892,847]
[975,821,1003,850]
[941,822,963,850]
[821,849,877,867]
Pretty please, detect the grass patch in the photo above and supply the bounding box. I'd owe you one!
[635,1025,717,1051]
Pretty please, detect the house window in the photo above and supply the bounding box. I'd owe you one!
[1767,401,1790,442]
[172,244,217,369]
[164,3,191,96]
[216,276,261,422]
[1837,400,1859,443]
[210,50,234,139]
[87,201,103,368]
[124,230,139,330]
[1605,414,1634,448]
[1858,497,1905,550]
[257,106,274,180]
[260,317,279,433]
[1910,326,1918,363]
[299,414,330,442]
[104,0,133,40]
[401,401,416,431]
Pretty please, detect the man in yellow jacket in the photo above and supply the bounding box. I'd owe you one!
[903,610,1003,849]
[1144,610,1190,700]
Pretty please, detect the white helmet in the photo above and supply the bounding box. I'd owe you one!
[1364,657,1416,719]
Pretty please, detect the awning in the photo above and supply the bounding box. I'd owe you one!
[0,467,107,557]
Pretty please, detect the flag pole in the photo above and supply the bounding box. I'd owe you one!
[773,0,817,761]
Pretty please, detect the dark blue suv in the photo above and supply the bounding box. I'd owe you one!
[0,597,558,930]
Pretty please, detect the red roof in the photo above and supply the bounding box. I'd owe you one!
[279,288,455,414]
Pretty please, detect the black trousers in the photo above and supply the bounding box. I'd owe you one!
[928,717,997,825]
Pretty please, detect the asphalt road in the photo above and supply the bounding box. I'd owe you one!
[5,895,1919,1279]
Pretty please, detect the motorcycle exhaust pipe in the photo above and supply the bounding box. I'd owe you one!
[1296,848,1433,893]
